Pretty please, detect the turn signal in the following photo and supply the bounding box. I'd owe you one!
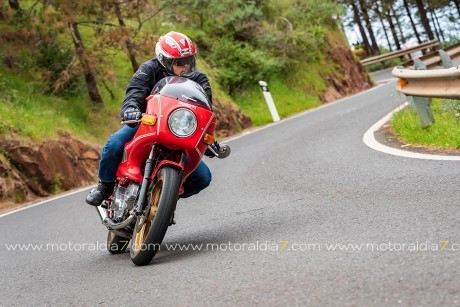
[398,78,408,89]
[142,115,157,126]
[203,133,215,145]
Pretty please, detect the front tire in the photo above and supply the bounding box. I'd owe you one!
[130,167,180,266]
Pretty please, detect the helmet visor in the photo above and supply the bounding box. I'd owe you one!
[161,55,197,77]
[173,55,196,67]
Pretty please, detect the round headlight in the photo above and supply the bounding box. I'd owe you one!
[168,108,197,137]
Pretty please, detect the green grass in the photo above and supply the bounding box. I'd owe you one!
[391,99,460,149]
[236,77,322,125]
[234,61,327,126]
[0,69,121,143]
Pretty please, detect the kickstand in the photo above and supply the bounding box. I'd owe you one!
[169,212,176,226]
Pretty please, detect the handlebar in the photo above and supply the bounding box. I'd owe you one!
[120,119,142,125]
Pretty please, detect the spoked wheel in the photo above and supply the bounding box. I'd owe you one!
[130,167,180,266]
[107,231,130,254]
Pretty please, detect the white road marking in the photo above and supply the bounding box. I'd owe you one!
[363,103,460,161]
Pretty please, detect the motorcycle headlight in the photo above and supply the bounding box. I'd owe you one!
[168,108,197,137]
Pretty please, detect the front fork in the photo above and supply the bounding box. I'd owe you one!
[133,145,185,216]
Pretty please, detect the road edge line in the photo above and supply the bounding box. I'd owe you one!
[0,186,93,219]
[363,103,460,161]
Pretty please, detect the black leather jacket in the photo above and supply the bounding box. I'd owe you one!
[120,58,212,116]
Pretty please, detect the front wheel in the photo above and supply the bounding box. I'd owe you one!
[130,167,180,266]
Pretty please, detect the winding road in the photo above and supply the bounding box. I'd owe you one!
[1,79,459,306]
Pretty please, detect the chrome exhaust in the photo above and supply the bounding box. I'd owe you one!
[103,213,136,230]
[96,206,108,222]
[96,206,136,230]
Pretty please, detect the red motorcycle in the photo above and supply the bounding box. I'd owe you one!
[95,76,230,266]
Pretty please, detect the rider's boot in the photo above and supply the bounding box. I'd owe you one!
[85,181,115,206]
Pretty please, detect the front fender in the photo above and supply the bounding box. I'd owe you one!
[151,160,183,181]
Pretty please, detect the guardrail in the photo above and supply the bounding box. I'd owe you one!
[401,42,460,69]
[361,40,439,66]
[392,66,460,99]
[392,49,460,128]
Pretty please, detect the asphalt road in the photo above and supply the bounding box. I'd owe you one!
[1,81,459,306]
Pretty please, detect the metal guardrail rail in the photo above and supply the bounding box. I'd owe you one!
[392,48,460,128]
[361,40,439,66]
[392,65,460,99]
[402,42,460,69]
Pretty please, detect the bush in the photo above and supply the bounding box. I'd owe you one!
[206,38,283,95]
[36,38,83,96]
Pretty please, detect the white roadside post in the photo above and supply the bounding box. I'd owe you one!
[259,80,280,122]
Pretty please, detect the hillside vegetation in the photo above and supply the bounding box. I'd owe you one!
[0,0,372,207]
[0,0,369,143]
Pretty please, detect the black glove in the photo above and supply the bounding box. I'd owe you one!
[205,141,220,158]
[122,107,142,127]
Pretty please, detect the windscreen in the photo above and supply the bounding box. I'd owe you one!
[151,76,211,109]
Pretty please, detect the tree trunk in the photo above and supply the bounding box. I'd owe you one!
[390,5,406,45]
[8,0,20,11]
[114,2,139,72]
[358,0,380,55]
[61,0,103,107]
[351,2,372,56]
[429,11,440,42]
[385,9,401,50]
[402,0,422,44]
[452,0,460,17]
[374,1,392,51]
[414,0,435,41]
[431,9,445,42]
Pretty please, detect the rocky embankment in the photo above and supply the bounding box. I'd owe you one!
[321,34,373,102]
[0,133,101,211]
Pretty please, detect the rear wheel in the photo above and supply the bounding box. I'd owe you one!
[107,231,130,254]
[130,167,180,266]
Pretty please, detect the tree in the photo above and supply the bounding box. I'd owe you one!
[373,1,393,50]
[350,1,372,56]
[8,0,21,11]
[113,1,139,72]
[358,0,380,55]
[452,0,460,16]
[390,4,406,45]
[429,5,446,42]
[61,0,104,106]
[384,6,401,50]
[414,0,435,40]
[402,0,422,44]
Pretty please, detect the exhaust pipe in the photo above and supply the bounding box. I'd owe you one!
[96,206,136,230]
[103,213,136,230]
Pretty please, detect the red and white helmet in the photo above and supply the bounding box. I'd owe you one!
[155,31,197,77]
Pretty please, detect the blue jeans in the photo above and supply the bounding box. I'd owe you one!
[98,125,211,198]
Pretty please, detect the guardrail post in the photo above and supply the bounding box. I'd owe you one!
[411,59,435,128]
[438,50,454,110]
[406,96,417,112]
[439,50,453,68]
[259,81,280,122]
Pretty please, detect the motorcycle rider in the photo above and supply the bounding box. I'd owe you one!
[86,31,217,206]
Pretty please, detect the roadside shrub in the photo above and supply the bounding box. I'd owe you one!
[206,38,282,95]
[36,38,83,96]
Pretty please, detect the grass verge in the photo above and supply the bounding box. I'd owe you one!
[391,99,460,150]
